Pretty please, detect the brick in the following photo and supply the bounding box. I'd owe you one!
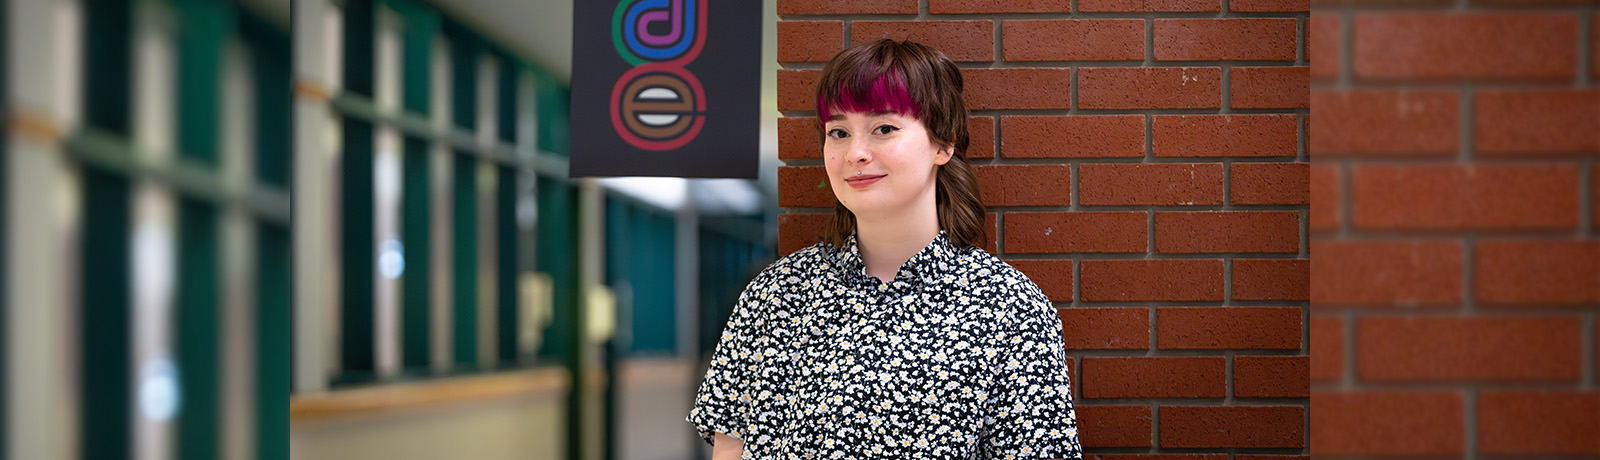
[1080,0,1219,11]
[1155,211,1300,253]
[1231,67,1309,109]
[1356,315,1583,382]
[1354,13,1578,81]
[1009,259,1074,301]
[1160,406,1304,448]
[966,116,994,159]
[929,0,1070,13]
[1308,164,1338,231]
[778,213,830,256]
[777,21,843,63]
[1309,15,1339,81]
[1309,240,1462,307]
[1474,240,1600,306]
[1478,391,1600,456]
[1233,259,1309,301]
[1309,90,1457,156]
[973,164,1070,207]
[1080,163,1224,206]
[1595,13,1599,78]
[777,117,819,159]
[1004,212,1147,253]
[1230,0,1309,11]
[1234,356,1309,398]
[1081,259,1225,301]
[1079,67,1220,110]
[963,68,1073,110]
[1309,315,1343,382]
[1595,165,1600,235]
[1077,405,1152,447]
[1475,89,1600,156]
[778,0,916,15]
[1004,19,1145,61]
[777,166,833,207]
[1157,307,1302,349]
[1153,114,1297,157]
[1350,164,1580,231]
[777,69,820,112]
[1231,162,1307,205]
[1082,357,1226,398]
[1155,19,1298,61]
[851,20,994,62]
[1001,115,1144,158]
[1056,307,1149,349]
[1310,391,1463,455]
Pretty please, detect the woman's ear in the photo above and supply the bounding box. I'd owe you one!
[934,144,954,165]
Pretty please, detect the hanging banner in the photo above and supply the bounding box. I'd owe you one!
[569,0,762,178]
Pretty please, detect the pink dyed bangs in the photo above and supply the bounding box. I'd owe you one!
[817,68,919,121]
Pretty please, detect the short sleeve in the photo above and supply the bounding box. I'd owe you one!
[686,274,770,445]
[981,287,1083,459]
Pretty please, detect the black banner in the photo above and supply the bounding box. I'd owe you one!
[569,0,762,178]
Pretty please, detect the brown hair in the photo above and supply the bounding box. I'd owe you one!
[815,39,986,250]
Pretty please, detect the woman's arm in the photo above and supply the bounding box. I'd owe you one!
[711,432,744,460]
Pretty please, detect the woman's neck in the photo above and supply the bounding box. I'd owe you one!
[854,196,941,284]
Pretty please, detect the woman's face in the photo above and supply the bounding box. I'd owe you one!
[822,110,952,219]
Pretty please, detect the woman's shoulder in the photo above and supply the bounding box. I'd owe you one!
[945,247,1054,319]
[741,242,836,292]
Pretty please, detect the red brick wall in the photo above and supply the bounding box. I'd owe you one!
[1309,1,1599,458]
[777,0,1310,454]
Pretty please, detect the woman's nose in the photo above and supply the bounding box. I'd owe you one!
[846,137,871,163]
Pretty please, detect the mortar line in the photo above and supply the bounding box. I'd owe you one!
[1147,210,1156,257]
[842,20,853,51]
[1072,259,1082,308]
[1148,305,1157,351]
[1299,210,1308,258]
[1151,402,1162,453]
[1338,160,1352,239]
[1070,163,1080,208]
[1342,309,1355,390]
[1297,16,1306,66]
[1223,258,1233,306]
[1582,312,1595,388]
[1463,234,1476,312]
[1145,18,1155,65]
[1144,114,1154,160]
[1221,65,1233,113]
[1579,157,1593,236]
[1069,67,1079,114]
[1297,113,1307,162]
[1224,352,1235,403]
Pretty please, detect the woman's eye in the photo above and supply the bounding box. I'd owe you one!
[873,125,900,135]
[827,128,848,139]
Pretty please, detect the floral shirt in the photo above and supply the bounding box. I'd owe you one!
[688,232,1082,459]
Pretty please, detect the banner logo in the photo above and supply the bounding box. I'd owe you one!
[609,0,708,151]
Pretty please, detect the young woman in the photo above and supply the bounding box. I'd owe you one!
[689,39,1082,459]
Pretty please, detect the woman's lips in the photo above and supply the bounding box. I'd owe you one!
[845,174,886,188]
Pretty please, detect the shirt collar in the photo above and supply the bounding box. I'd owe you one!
[833,231,960,284]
